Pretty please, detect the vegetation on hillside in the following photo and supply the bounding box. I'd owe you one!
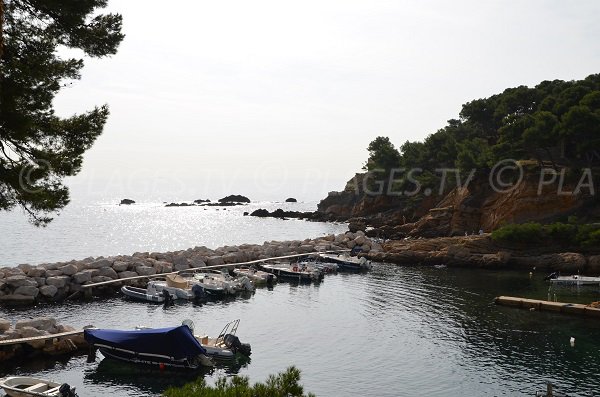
[163,367,316,397]
[491,220,600,248]
[364,73,600,195]
[0,0,124,225]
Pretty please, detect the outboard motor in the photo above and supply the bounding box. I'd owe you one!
[192,284,206,301]
[223,333,252,356]
[266,274,274,287]
[59,383,77,397]
[162,289,174,306]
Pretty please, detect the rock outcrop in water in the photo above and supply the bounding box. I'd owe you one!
[0,232,382,306]
[119,199,135,205]
[219,194,250,203]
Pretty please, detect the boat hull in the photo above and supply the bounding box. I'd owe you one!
[121,286,165,303]
[0,376,67,397]
[98,347,208,370]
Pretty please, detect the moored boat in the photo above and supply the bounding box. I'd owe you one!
[84,325,213,369]
[318,253,372,271]
[0,376,77,397]
[166,273,228,298]
[546,273,600,286]
[120,285,172,303]
[233,266,277,285]
[257,262,322,282]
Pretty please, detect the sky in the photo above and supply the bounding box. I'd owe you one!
[54,0,600,203]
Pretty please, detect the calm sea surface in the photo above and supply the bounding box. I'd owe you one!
[0,201,346,266]
[1,203,600,396]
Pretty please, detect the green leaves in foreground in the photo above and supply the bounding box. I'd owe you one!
[163,366,316,397]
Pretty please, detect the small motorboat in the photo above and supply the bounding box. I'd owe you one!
[318,253,372,271]
[207,270,255,293]
[233,266,277,285]
[546,273,600,287]
[257,262,322,282]
[0,376,77,397]
[297,259,338,274]
[84,325,213,369]
[166,273,228,298]
[120,285,173,303]
[146,280,195,300]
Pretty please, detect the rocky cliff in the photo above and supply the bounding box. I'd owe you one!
[317,170,598,238]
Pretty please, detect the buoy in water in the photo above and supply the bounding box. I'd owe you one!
[570,337,575,346]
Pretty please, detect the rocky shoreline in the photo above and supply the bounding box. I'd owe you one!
[0,317,87,362]
[368,234,600,273]
[0,232,381,306]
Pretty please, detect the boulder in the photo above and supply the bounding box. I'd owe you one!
[0,294,35,304]
[207,256,224,267]
[17,264,33,273]
[118,271,138,279]
[135,265,156,276]
[39,285,58,298]
[98,267,118,279]
[91,276,114,283]
[39,263,59,271]
[353,235,366,246]
[16,317,56,331]
[45,276,70,288]
[59,264,78,276]
[85,259,113,269]
[173,263,190,271]
[27,267,46,278]
[0,318,10,332]
[14,286,39,297]
[72,271,92,284]
[45,269,63,277]
[18,326,48,338]
[5,275,38,288]
[112,261,129,272]
[221,253,239,264]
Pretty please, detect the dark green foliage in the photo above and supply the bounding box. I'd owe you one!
[492,222,600,248]
[0,0,123,225]
[491,222,544,244]
[162,366,316,397]
[365,73,600,198]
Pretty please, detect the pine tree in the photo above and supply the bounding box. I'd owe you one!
[0,0,123,225]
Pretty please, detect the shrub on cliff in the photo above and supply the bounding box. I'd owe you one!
[163,366,315,397]
[491,222,544,244]
[492,221,600,248]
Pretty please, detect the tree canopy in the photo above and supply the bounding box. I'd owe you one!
[364,73,600,195]
[0,0,123,225]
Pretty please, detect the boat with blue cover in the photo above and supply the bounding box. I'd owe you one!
[84,325,213,369]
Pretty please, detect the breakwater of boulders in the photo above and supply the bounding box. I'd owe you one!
[0,232,382,306]
[0,317,87,362]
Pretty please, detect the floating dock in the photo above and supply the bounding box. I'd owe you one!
[495,296,600,318]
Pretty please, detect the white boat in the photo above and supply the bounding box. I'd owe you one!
[166,273,228,298]
[548,274,600,286]
[257,262,322,282]
[207,270,255,292]
[147,280,194,300]
[318,253,372,271]
[233,266,277,285]
[0,376,77,397]
[121,285,172,303]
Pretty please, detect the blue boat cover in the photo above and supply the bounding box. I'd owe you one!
[84,325,206,360]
